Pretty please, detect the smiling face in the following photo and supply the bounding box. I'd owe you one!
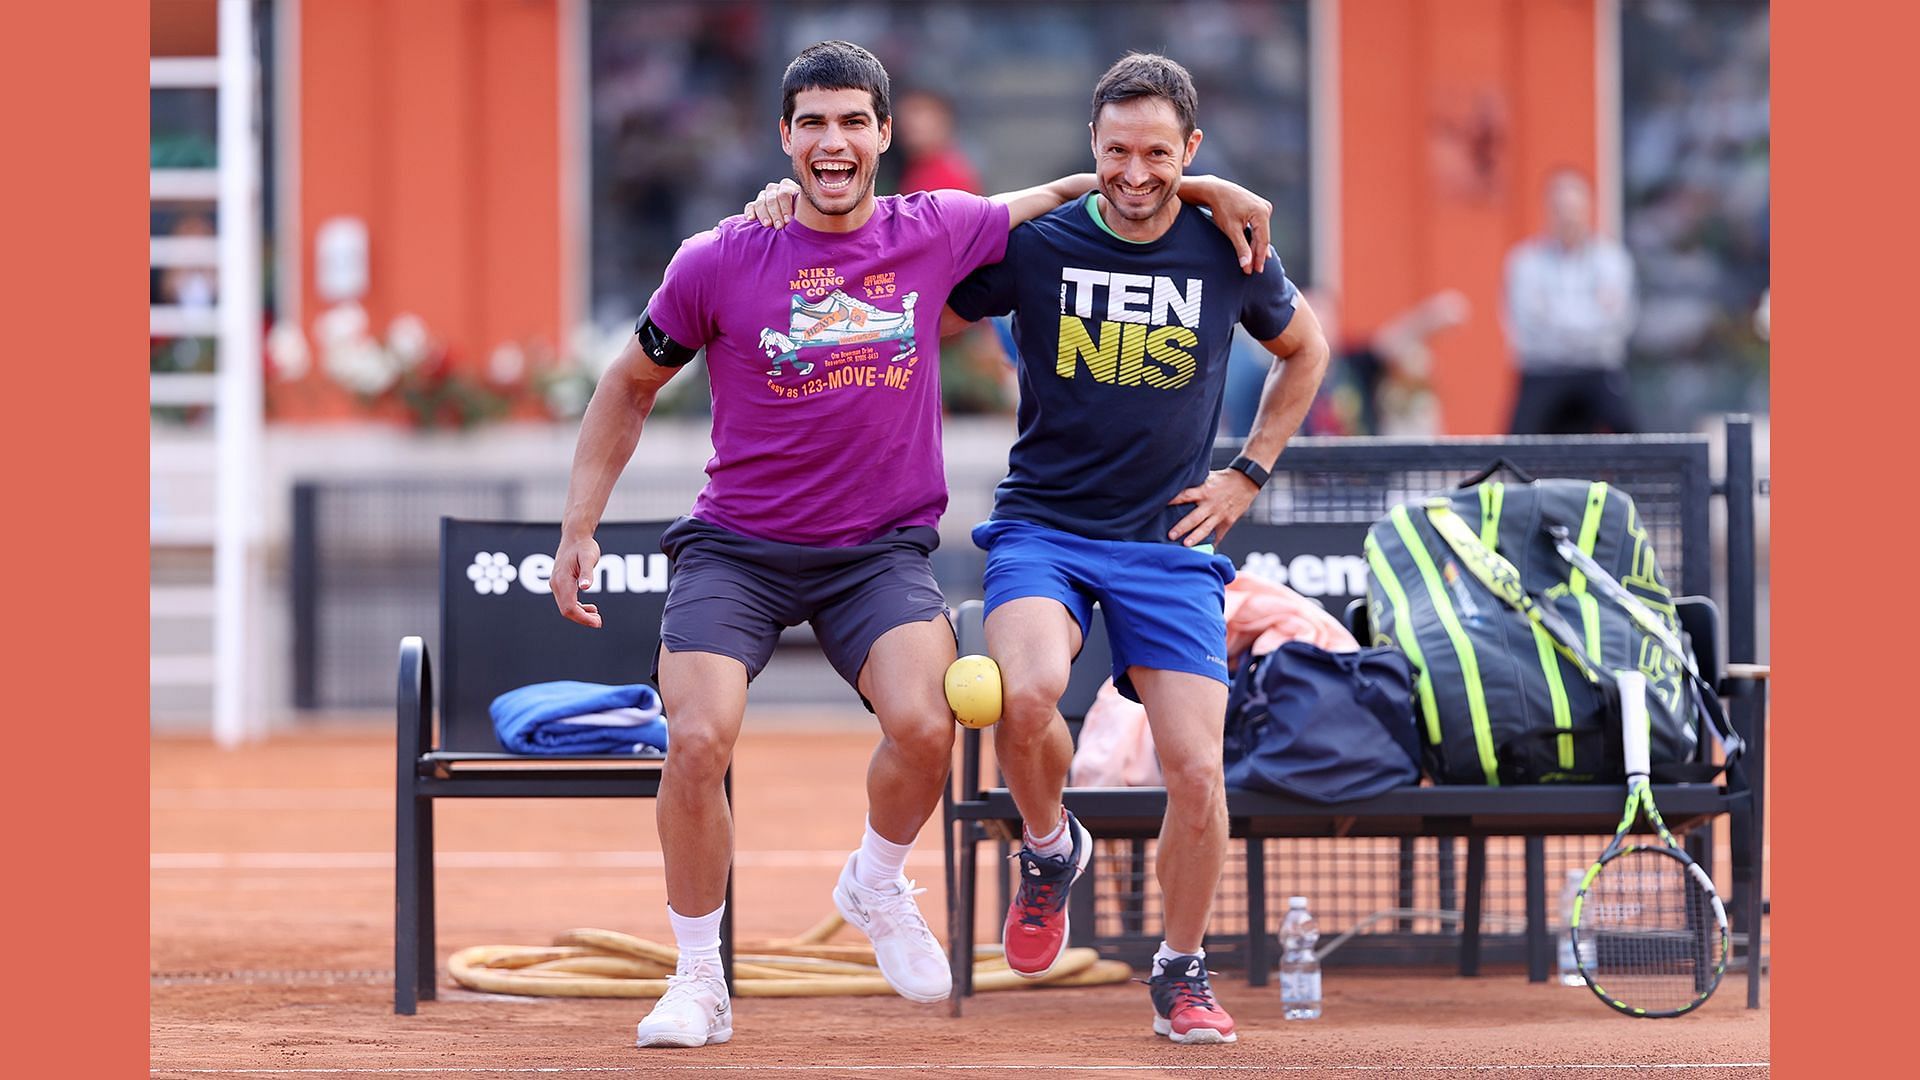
[1090,96,1202,240]
[780,86,892,231]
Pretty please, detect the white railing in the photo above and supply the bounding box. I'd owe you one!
[149,0,265,744]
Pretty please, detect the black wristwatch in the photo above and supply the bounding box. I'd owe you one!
[1227,454,1271,490]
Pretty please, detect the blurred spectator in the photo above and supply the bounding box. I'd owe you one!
[155,213,218,309]
[894,87,1008,411]
[1224,288,1468,438]
[1502,169,1638,434]
[894,89,983,195]
[152,214,220,388]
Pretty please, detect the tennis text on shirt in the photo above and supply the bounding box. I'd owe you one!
[948,195,1299,544]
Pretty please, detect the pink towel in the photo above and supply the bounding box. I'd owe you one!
[1224,573,1360,666]
[1070,679,1162,787]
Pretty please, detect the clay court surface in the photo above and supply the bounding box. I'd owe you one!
[152,715,1768,1077]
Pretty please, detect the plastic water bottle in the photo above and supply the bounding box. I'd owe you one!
[1279,896,1322,1020]
[1557,869,1587,986]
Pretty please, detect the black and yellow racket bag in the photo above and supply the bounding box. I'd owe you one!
[1363,473,1726,785]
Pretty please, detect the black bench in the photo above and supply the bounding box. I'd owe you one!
[394,519,732,1013]
[942,419,1767,1014]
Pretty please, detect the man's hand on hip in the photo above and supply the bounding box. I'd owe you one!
[1167,469,1259,547]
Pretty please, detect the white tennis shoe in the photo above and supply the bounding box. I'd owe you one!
[832,852,952,1003]
[634,960,731,1048]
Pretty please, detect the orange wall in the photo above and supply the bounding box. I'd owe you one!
[298,0,560,384]
[1338,0,1598,434]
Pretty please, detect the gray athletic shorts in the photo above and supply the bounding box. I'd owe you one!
[654,516,953,703]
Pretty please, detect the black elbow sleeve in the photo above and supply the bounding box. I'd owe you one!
[634,310,698,367]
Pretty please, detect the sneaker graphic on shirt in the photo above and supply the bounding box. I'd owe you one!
[1147,953,1237,1044]
[786,290,919,358]
[1003,811,1093,978]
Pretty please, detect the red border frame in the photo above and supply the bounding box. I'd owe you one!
[4,1,148,1073]
[1775,0,1907,1072]
[8,1,1907,1071]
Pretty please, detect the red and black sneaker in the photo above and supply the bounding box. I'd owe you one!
[1148,953,1238,1044]
[1002,811,1093,977]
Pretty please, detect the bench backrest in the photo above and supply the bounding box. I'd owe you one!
[1219,437,1714,597]
[438,519,674,753]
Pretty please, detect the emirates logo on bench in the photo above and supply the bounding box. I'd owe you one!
[464,550,670,596]
[466,551,518,594]
[1237,551,1369,598]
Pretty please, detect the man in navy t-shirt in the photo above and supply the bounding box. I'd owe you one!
[945,53,1330,1045]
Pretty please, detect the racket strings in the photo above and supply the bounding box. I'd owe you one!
[1578,848,1722,1013]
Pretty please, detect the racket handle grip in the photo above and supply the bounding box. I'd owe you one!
[1617,670,1650,779]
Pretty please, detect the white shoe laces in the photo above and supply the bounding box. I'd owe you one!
[860,879,939,950]
[657,965,723,1011]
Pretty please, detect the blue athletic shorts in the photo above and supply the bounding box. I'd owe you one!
[972,518,1236,702]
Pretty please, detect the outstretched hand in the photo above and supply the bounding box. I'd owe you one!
[1167,469,1261,547]
[745,179,801,229]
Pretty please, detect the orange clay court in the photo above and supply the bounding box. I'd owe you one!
[150,713,1768,1077]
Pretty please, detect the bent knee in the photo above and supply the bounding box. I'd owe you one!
[1162,760,1226,806]
[1000,676,1067,729]
[663,719,738,778]
[879,707,954,758]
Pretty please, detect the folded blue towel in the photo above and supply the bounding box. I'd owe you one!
[489,680,669,755]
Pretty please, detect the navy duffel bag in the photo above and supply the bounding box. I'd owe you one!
[1222,641,1422,803]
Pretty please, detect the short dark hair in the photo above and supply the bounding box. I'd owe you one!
[782,41,892,125]
[1091,53,1198,137]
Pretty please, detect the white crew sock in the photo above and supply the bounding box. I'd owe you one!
[668,903,725,972]
[854,817,914,889]
[1024,809,1073,860]
[1153,940,1206,974]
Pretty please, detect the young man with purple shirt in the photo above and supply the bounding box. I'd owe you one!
[550,41,1272,1049]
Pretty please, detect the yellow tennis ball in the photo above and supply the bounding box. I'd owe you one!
[944,654,1003,729]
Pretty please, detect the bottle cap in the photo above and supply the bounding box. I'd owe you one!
[1288,896,1308,908]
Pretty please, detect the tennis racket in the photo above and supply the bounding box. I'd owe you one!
[1570,670,1730,1017]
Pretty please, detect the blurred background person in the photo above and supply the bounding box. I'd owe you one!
[1223,288,1469,439]
[894,88,983,195]
[1502,168,1638,434]
[891,87,1013,412]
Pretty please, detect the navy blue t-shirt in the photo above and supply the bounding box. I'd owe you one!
[948,194,1299,543]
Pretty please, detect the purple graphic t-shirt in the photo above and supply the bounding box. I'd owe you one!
[646,191,1009,547]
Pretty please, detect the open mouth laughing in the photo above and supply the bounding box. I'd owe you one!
[812,159,857,196]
